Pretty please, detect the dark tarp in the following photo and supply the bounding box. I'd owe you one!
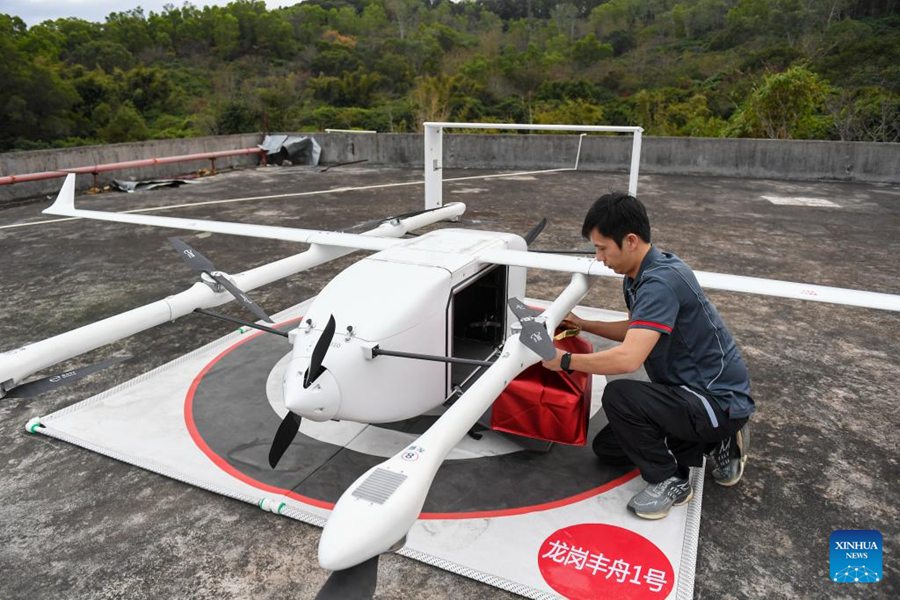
[259,134,321,166]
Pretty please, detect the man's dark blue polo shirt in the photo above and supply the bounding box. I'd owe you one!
[623,246,755,419]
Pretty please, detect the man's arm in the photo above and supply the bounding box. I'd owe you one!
[543,328,660,375]
[565,314,630,342]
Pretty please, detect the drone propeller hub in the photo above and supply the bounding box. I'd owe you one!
[284,366,342,422]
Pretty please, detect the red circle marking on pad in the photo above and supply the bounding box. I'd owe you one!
[538,523,674,599]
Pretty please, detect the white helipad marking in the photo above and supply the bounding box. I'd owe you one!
[762,195,840,208]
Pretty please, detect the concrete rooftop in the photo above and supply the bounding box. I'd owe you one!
[1,164,898,599]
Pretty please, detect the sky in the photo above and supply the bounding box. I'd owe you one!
[1,1,302,26]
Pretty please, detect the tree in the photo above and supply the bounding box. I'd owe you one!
[571,33,612,66]
[728,66,833,139]
[211,11,240,59]
[99,101,150,142]
[105,8,153,56]
[214,100,262,134]
[0,15,78,149]
[533,98,603,125]
[411,74,456,127]
[828,87,900,142]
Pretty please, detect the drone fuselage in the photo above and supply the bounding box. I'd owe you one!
[283,228,527,424]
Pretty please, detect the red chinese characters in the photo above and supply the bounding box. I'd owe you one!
[538,523,674,599]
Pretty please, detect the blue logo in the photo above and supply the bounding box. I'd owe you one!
[830,530,882,583]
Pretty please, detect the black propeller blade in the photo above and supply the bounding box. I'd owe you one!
[206,272,273,323]
[343,205,449,233]
[508,297,542,320]
[168,236,216,272]
[523,217,548,246]
[4,356,130,399]
[268,315,337,468]
[315,555,379,600]
[168,237,273,323]
[304,315,336,388]
[507,298,557,360]
[268,412,302,469]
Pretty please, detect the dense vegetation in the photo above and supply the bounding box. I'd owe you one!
[1,0,898,151]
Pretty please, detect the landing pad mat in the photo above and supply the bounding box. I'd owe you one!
[34,299,702,599]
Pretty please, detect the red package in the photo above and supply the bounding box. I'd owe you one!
[490,334,593,446]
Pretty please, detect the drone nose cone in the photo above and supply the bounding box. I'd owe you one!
[283,367,341,422]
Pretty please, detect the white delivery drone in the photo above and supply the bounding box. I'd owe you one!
[4,172,899,577]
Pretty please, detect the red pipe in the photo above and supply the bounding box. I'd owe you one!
[0,147,266,185]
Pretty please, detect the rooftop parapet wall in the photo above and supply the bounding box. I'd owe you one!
[0,134,263,204]
[319,132,899,184]
[2,133,897,204]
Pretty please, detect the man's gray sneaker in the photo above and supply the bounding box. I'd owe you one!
[711,422,750,486]
[627,475,693,520]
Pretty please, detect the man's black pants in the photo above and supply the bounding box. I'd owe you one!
[597,379,747,483]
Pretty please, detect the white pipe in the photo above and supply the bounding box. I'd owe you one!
[424,122,642,133]
[423,123,443,209]
[574,133,587,171]
[422,122,644,209]
[0,203,467,396]
[628,129,642,197]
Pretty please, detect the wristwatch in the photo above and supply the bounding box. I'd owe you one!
[560,352,574,373]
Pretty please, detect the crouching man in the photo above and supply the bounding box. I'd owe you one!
[543,192,754,519]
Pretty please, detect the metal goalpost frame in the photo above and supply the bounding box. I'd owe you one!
[423,122,644,209]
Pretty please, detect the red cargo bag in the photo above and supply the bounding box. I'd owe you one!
[490,334,593,446]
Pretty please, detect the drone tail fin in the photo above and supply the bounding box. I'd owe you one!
[43,173,76,216]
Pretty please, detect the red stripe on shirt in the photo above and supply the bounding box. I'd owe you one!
[630,320,672,333]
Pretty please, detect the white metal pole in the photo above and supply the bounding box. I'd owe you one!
[422,122,643,199]
[573,133,586,171]
[423,123,443,209]
[628,128,643,197]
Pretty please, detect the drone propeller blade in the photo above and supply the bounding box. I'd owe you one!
[519,320,557,360]
[268,412,302,469]
[207,272,273,323]
[507,297,556,359]
[387,205,448,222]
[304,315,336,388]
[314,555,379,600]
[4,356,130,399]
[169,237,273,323]
[507,297,542,320]
[168,237,216,273]
[523,218,548,246]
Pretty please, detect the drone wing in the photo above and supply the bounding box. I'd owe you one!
[480,247,900,312]
[43,174,436,253]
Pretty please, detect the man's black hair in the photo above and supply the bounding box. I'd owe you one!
[581,192,651,246]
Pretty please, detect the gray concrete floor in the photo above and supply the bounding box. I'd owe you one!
[1,165,898,599]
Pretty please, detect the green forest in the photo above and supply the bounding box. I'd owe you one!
[1,0,898,151]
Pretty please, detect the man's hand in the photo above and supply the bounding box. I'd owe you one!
[560,312,583,330]
[542,348,566,371]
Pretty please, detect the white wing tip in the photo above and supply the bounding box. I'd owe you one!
[43,174,76,215]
